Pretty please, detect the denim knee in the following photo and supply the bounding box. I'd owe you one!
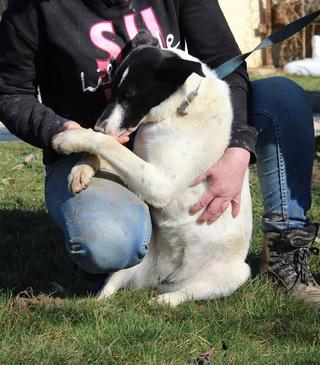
[66,210,152,274]
[251,77,313,125]
[45,153,153,274]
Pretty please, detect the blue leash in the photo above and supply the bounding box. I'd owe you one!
[215,10,320,79]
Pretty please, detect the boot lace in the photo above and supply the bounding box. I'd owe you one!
[269,245,319,290]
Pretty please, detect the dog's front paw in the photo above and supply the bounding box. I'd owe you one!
[150,293,181,308]
[52,129,95,155]
[96,286,117,300]
[68,163,95,194]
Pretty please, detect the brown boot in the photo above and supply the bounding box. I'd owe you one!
[261,223,320,305]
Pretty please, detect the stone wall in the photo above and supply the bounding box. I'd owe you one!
[273,0,320,12]
[271,0,320,66]
[305,0,320,13]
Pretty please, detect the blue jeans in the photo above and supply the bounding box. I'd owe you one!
[45,77,315,274]
[251,77,314,232]
[45,160,152,274]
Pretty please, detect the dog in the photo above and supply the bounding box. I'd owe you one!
[52,31,252,307]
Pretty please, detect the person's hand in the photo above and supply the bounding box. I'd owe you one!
[114,134,130,144]
[189,147,250,225]
[63,121,82,130]
[52,120,83,143]
[62,121,129,144]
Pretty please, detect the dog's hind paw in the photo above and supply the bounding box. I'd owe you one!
[68,163,95,194]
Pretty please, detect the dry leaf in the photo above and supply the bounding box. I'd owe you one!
[2,178,16,185]
[10,288,64,310]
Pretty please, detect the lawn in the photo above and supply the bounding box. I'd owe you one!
[0,141,320,364]
[249,73,320,92]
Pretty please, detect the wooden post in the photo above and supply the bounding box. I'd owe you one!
[301,0,306,59]
[265,0,273,65]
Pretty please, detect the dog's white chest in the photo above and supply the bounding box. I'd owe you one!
[134,121,178,164]
[133,119,209,175]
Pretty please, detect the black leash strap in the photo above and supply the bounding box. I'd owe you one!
[215,10,320,79]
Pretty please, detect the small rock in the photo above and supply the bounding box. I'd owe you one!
[23,153,35,165]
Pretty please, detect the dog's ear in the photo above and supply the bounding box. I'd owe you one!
[131,29,159,49]
[158,57,205,85]
[121,30,159,60]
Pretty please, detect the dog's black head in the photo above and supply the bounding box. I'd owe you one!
[95,31,205,136]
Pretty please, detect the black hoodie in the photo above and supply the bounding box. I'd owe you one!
[0,0,256,165]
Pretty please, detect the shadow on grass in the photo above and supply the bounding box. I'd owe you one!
[247,252,261,278]
[1,208,319,297]
[0,209,74,295]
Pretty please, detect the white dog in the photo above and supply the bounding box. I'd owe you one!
[53,33,252,307]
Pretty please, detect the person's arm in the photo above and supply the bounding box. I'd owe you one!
[0,1,67,148]
[179,0,257,159]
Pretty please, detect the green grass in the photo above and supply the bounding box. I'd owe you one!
[249,74,320,92]
[1,141,320,364]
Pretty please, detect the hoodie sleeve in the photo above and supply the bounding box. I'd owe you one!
[0,1,67,148]
[178,0,257,160]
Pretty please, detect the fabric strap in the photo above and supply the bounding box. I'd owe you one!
[215,10,320,79]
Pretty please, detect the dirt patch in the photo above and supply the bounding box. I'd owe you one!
[9,288,64,311]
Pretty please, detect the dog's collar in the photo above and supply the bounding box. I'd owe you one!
[177,81,202,116]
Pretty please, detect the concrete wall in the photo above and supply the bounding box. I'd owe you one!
[218,0,266,67]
